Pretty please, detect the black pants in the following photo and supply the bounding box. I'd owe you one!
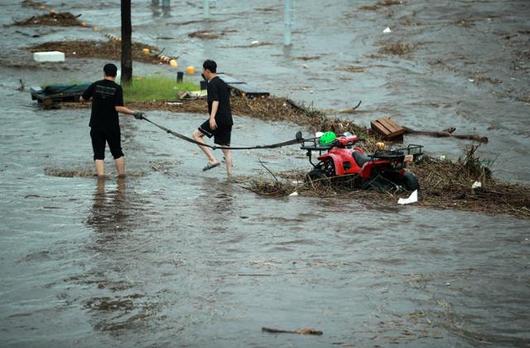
[90,128,124,160]
[198,119,232,146]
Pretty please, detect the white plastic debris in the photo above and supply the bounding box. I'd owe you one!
[33,51,65,62]
[251,40,260,45]
[398,190,418,205]
[315,132,324,138]
[471,181,482,189]
[289,191,299,197]
[383,27,392,33]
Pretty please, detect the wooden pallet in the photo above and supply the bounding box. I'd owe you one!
[371,117,406,140]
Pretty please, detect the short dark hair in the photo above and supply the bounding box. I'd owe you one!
[203,59,217,73]
[103,63,118,77]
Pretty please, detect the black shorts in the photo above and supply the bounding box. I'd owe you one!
[198,120,232,146]
[90,128,124,160]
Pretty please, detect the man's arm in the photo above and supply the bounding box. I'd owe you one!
[115,106,144,119]
[114,86,143,118]
[115,105,135,115]
[80,83,95,102]
[209,101,219,129]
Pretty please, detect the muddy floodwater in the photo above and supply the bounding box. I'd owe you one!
[1,0,529,347]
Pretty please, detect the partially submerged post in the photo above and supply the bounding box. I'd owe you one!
[161,0,170,16]
[284,0,294,46]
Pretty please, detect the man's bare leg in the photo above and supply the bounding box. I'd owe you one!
[115,156,126,178]
[192,130,219,165]
[221,148,233,176]
[95,159,105,177]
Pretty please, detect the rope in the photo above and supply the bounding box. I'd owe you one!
[142,116,304,150]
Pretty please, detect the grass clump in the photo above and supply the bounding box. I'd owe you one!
[123,76,199,102]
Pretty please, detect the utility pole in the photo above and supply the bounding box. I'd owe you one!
[121,0,132,84]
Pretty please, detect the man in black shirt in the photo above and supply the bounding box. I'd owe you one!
[81,63,145,178]
[192,59,234,176]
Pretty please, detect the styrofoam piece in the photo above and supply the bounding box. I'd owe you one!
[398,190,418,205]
[33,51,65,62]
[471,181,482,189]
[383,27,392,33]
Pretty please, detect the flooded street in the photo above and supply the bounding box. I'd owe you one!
[1,0,529,347]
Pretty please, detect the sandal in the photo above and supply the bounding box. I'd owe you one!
[202,162,221,171]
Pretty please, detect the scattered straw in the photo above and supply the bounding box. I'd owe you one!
[379,42,415,56]
[243,147,530,219]
[28,40,161,64]
[340,65,367,73]
[13,12,84,27]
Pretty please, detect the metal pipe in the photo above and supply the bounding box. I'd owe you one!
[284,0,293,46]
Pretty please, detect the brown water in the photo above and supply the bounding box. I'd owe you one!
[1,1,529,347]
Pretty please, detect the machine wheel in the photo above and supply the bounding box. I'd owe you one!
[306,168,326,182]
[323,158,336,177]
[401,172,420,192]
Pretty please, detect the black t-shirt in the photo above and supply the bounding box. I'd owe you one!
[82,79,124,130]
[207,76,233,126]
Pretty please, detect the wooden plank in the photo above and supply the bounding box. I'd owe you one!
[380,117,405,138]
[378,118,399,133]
[371,117,405,139]
[371,121,387,136]
[371,120,392,135]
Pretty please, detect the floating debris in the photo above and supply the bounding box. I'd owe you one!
[340,65,367,73]
[44,167,95,178]
[242,146,530,219]
[188,30,222,40]
[28,40,162,64]
[262,327,323,335]
[13,12,84,27]
[379,42,415,56]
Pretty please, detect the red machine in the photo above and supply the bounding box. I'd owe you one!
[301,133,421,191]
